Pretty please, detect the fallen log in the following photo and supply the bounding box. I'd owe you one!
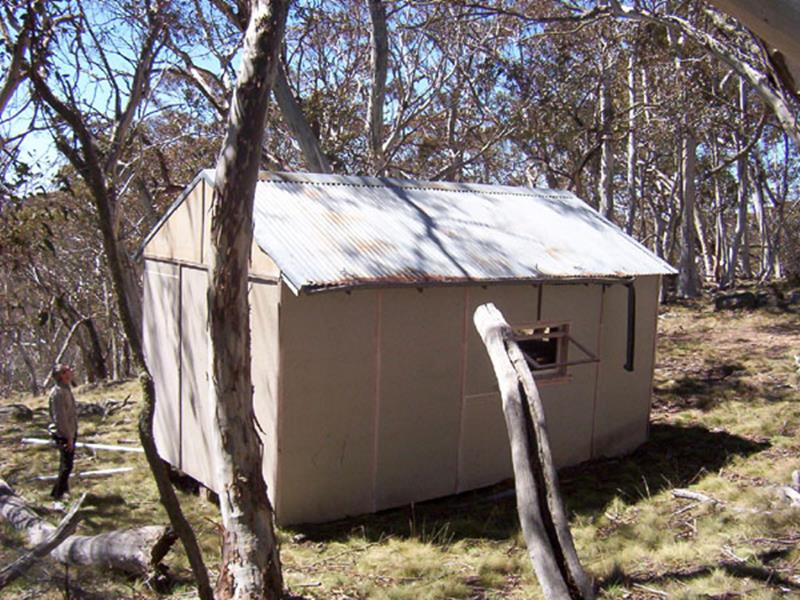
[0,404,34,421]
[782,486,800,507]
[0,479,175,576]
[0,493,85,589]
[21,437,144,453]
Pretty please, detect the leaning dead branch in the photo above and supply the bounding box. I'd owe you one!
[474,302,594,600]
[0,479,175,576]
[0,492,85,589]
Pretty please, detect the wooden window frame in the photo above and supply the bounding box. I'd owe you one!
[512,320,599,380]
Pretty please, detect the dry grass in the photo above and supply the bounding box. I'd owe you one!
[1,293,800,598]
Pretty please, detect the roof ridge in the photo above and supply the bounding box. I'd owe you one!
[259,176,570,199]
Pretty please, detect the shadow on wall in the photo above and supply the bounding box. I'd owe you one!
[286,423,768,544]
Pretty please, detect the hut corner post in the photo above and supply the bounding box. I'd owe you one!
[473,303,594,600]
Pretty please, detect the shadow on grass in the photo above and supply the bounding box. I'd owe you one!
[78,492,128,523]
[560,423,769,516]
[600,546,800,593]
[288,423,769,545]
[652,362,761,412]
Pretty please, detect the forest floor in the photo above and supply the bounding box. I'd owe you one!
[1,291,800,599]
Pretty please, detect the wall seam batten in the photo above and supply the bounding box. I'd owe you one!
[590,284,606,459]
[274,283,285,520]
[199,178,206,265]
[177,263,184,471]
[370,290,383,512]
[455,287,470,493]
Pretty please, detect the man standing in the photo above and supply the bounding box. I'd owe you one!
[48,364,78,500]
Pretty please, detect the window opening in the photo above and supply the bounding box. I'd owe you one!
[515,325,564,370]
[512,323,599,378]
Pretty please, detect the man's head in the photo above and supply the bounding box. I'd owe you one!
[52,364,74,386]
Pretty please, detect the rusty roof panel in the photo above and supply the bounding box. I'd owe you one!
[249,172,676,294]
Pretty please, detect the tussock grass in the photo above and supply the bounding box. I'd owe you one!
[1,297,800,597]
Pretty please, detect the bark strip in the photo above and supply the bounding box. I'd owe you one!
[208,0,289,598]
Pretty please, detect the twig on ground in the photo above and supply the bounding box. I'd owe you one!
[632,582,669,597]
[32,467,134,482]
[672,488,720,504]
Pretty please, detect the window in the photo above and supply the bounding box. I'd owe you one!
[513,324,569,377]
[512,321,600,380]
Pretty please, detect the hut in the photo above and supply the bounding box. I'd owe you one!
[141,170,675,524]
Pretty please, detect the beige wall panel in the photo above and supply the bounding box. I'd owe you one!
[179,266,216,489]
[538,284,602,467]
[277,287,377,524]
[143,260,182,467]
[375,287,464,510]
[459,284,600,491]
[201,182,214,266]
[465,285,539,397]
[458,392,511,491]
[593,276,660,458]
[249,281,281,506]
[250,245,280,279]
[145,181,204,264]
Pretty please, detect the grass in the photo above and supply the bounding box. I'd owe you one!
[1,295,800,598]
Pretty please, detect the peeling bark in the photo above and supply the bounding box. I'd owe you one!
[208,1,289,598]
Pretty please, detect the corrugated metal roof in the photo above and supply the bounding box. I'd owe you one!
[248,172,675,294]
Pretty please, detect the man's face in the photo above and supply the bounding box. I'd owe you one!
[58,368,73,385]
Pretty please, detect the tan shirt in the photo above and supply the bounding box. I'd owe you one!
[48,383,78,441]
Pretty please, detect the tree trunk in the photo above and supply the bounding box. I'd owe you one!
[81,317,108,381]
[751,163,773,281]
[724,82,751,287]
[678,133,700,298]
[706,1,800,79]
[366,0,389,174]
[29,41,214,600]
[694,208,712,281]
[273,64,332,173]
[208,1,288,598]
[13,330,39,396]
[0,480,173,576]
[598,49,614,223]
[738,80,752,280]
[474,303,594,600]
[711,142,729,283]
[611,2,800,149]
[625,52,637,235]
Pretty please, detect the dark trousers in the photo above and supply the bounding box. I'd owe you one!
[51,435,75,499]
